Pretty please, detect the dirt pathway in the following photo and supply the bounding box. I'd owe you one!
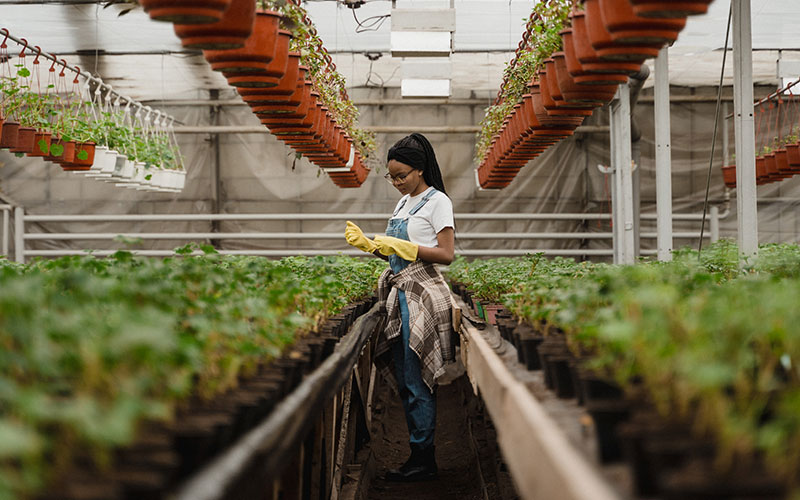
[366,378,488,500]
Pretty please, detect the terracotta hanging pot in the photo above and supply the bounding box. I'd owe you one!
[755,155,768,184]
[73,142,96,168]
[139,0,231,24]
[45,138,76,163]
[553,53,618,105]
[27,131,52,157]
[721,165,736,188]
[785,142,800,169]
[249,79,309,117]
[204,11,281,73]
[173,0,255,50]
[238,55,303,104]
[629,0,713,18]
[584,0,661,61]
[0,121,19,149]
[9,126,36,153]
[561,26,629,86]
[764,152,780,180]
[571,10,645,75]
[600,0,686,46]
[774,148,794,176]
[220,27,290,87]
[528,81,584,131]
[539,67,594,118]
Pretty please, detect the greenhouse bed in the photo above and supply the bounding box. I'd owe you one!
[453,282,789,500]
[37,296,377,500]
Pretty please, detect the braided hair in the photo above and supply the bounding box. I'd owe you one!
[386,133,447,195]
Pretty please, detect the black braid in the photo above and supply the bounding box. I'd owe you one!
[387,133,447,195]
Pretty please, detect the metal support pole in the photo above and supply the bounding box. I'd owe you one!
[655,47,674,261]
[14,207,24,263]
[732,0,758,256]
[610,85,635,264]
[2,208,8,257]
[210,89,222,244]
[710,205,720,243]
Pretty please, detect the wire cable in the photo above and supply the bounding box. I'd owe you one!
[698,1,733,253]
[350,7,389,33]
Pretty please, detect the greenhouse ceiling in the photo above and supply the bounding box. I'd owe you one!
[0,0,799,102]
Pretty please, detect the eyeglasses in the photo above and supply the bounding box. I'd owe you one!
[384,170,414,184]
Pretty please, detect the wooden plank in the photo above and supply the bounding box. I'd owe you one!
[460,321,620,500]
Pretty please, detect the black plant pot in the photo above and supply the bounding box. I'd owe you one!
[585,400,630,463]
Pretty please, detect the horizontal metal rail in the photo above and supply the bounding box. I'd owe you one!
[24,212,718,222]
[24,232,616,241]
[24,248,615,257]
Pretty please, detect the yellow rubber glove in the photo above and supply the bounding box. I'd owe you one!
[374,235,419,261]
[345,221,378,254]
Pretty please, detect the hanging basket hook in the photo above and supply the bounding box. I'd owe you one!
[49,57,57,73]
[1,29,9,49]
[73,65,80,84]
[18,37,27,58]
[33,45,41,65]
[59,59,67,78]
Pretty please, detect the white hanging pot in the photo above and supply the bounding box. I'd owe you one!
[173,170,186,191]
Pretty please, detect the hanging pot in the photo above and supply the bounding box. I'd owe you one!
[584,0,661,61]
[600,0,686,46]
[173,0,255,50]
[629,0,713,18]
[27,131,52,157]
[538,67,594,118]
[0,120,17,149]
[528,82,584,131]
[571,10,645,75]
[764,152,780,180]
[44,138,76,163]
[721,165,736,188]
[553,53,618,105]
[785,142,800,169]
[9,126,36,153]
[755,155,768,184]
[204,11,281,73]
[775,148,793,176]
[561,26,629,86]
[139,0,231,24]
[73,142,96,168]
[238,55,303,104]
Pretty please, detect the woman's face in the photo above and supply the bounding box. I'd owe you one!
[387,159,427,196]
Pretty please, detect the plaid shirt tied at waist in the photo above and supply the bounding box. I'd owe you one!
[376,260,454,391]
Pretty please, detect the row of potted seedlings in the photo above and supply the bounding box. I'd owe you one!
[476,0,715,189]
[142,0,375,188]
[447,248,799,499]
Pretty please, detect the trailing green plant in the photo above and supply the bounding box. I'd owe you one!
[264,0,377,162]
[474,0,572,163]
[0,251,384,499]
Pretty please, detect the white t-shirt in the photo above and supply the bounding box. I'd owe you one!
[390,187,454,248]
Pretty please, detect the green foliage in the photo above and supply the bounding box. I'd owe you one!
[0,253,384,498]
[474,0,572,163]
[265,0,376,161]
[450,241,800,490]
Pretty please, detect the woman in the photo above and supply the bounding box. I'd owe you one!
[345,133,455,482]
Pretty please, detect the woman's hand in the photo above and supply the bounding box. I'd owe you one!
[345,221,378,254]
[374,235,419,261]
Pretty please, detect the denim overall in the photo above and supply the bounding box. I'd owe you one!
[387,187,438,450]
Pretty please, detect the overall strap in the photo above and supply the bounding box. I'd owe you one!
[392,196,409,217]
[409,188,438,216]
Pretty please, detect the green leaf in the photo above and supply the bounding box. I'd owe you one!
[49,144,64,157]
[16,68,30,78]
[37,139,49,154]
[76,149,89,161]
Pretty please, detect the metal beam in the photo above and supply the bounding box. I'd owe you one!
[610,85,635,264]
[732,0,758,256]
[654,47,674,262]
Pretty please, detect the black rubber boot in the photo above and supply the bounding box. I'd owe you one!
[385,445,438,482]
